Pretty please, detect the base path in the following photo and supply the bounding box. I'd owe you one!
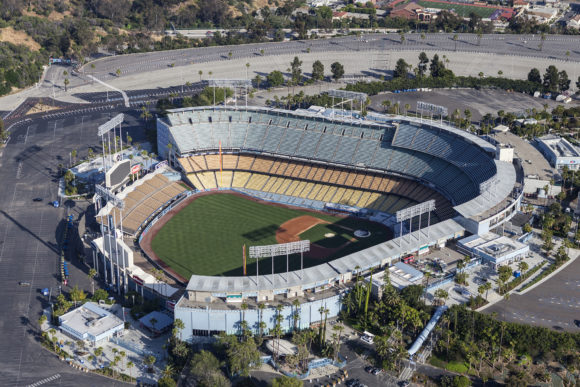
[276,215,347,260]
[276,215,329,244]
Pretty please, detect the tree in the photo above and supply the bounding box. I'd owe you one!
[173,318,185,341]
[518,261,529,275]
[576,75,580,91]
[393,58,410,79]
[543,65,560,92]
[144,355,156,371]
[539,32,546,51]
[228,51,232,60]
[70,285,86,307]
[434,288,449,306]
[88,268,97,295]
[198,70,203,81]
[558,70,570,92]
[453,34,459,51]
[399,31,405,45]
[527,68,542,84]
[290,56,303,84]
[330,62,344,81]
[260,49,264,56]
[497,265,512,294]
[272,375,303,387]
[418,52,429,77]
[115,68,121,77]
[190,350,221,385]
[311,60,324,81]
[267,70,284,87]
[158,377,176,387]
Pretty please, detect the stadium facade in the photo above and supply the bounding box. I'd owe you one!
[150,106,524,341]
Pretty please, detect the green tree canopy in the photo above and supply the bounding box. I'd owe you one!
[330,62,344,81]
[267,70,285,87]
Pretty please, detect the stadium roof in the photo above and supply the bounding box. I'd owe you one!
[454,159,517,219]
[185,219,464,294]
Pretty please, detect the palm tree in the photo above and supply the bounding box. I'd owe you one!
[404,103,411,116]
[127,361,134,378]
[399,31,405,45]
[292,298,301,331]
[517,261,529,275]
[453,34,458,51]
[140,105,152,121]
[240,302,248,336]
[381,100,391,113]
[498,70,503,77]
[245,62,250,79]
[318,306,325,346]
[258,302,265,336]
[116,68,121,77]
[198,70,203,81]
[332,324,344,361]
[174,318,185,341]
[94,347,103,366]
[162,364,175,379]
[88,268,97,295]
[260,49,264,56]
[478,72,484,79]
[63,78,69,92]
[90,63,96,84]
[477,31,483,46]
[228,51,233,60]
[482,281,492,301]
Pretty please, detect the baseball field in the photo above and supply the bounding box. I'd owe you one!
[149,192,390,279]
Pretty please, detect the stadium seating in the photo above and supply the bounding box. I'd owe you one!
[171,109,499,212]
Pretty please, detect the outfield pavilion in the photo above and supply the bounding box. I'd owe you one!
[151,106,523,340]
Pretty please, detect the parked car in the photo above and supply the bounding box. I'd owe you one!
[364,366,374,373]
[33,197,43,202]
[346,379,360,387]
[574,319,580,328]
[371,368,383,375]
[18,281,31,286]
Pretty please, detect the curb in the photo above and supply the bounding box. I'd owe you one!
[517,251,578,295]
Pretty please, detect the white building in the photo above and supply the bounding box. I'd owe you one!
[537,134,580,170]
[58,302,125,344]
[458,233,530,268]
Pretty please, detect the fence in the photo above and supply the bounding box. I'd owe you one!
[138,190,195,242]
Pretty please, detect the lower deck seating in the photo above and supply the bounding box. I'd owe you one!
[181,153,456,220]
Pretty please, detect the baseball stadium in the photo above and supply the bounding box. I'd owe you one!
[93,106,522,340]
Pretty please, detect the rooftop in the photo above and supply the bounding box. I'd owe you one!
[490,132,553,181]
[538,134,580,158]
[458,232,528,258]
[59,302,124,339]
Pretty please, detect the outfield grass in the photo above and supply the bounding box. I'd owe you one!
[416,0,497,18]
[150,193,389,278]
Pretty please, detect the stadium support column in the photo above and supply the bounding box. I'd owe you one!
[286,251,289,283]
[271,253,274,283]
[256,257,259,288]
[301,250,304,280]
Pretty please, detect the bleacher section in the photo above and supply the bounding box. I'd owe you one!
[180,154,455,221]
[165,109,499,206]
[103,174,187,234]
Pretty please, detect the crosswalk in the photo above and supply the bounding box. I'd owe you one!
[27,373,61,387]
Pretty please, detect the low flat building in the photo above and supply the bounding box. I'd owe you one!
[139,311,173,336]
[458,233,529,268]
[537,134,580,170]
[58,302,125,344]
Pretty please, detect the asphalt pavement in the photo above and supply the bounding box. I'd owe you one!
[0,111,150,386]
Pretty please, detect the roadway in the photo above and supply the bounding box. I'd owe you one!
[0,110,147,386]
[83,33,580,82]
[484,253,580,332]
